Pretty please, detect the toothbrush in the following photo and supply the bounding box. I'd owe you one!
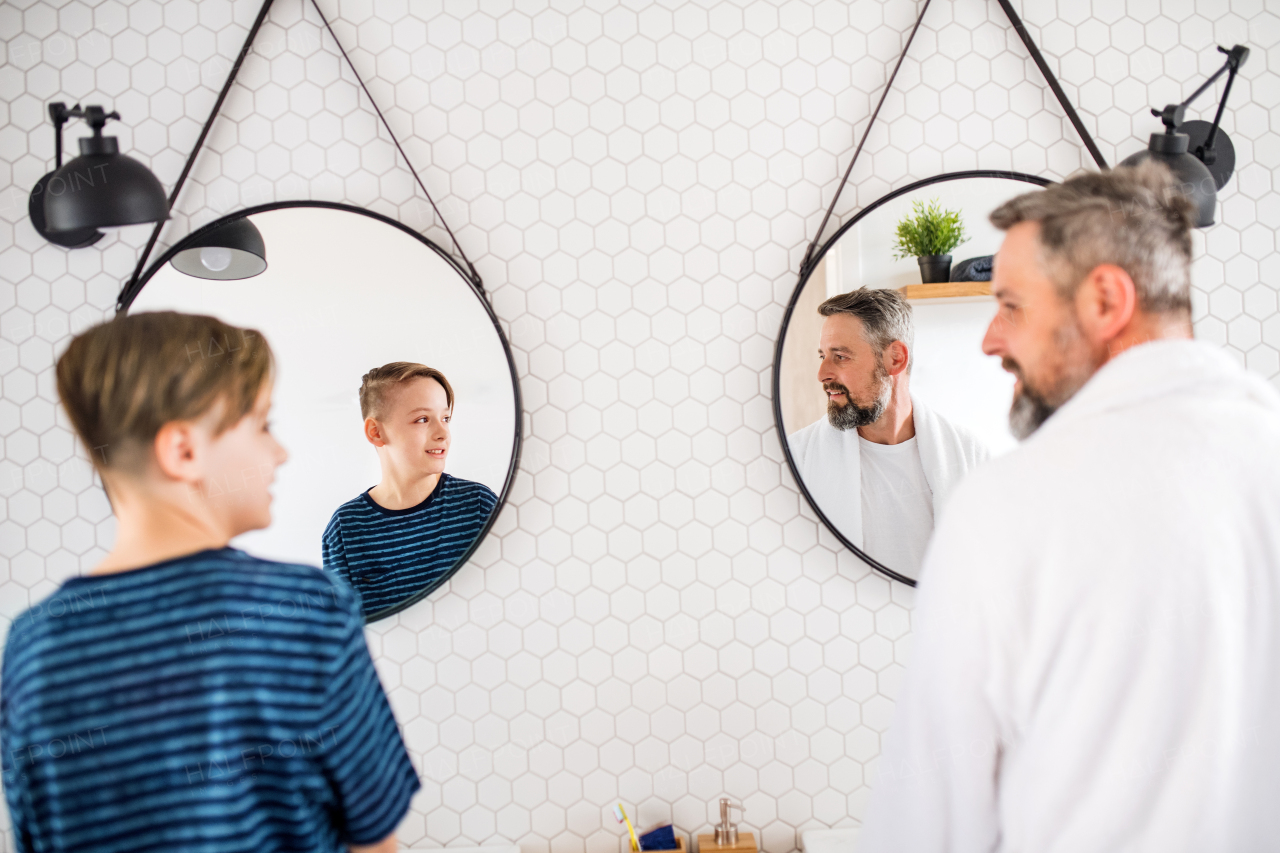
[614,803,641,852]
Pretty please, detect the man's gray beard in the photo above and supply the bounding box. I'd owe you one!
[1008,316,1099,440]
[827,371,892,431]
[1008,387,1057,440]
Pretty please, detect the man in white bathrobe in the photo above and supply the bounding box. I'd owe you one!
[859,162,1280,852]
[787,287,988,579]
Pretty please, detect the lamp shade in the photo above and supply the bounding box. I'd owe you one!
[43,134,168,233]
[1120,131,1217,227]
[170,217,267,280]
[28,171,104,248]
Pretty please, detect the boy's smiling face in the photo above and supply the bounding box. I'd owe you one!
[194,382,288,535]
[365,376,452,479]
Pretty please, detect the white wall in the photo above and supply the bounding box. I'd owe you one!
[2,1,1277,851]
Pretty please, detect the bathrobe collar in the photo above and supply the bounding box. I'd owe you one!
[1036,339,1280,441]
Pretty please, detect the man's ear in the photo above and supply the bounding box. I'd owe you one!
[364,417,387,447]
[1076,263,1137,346]
[152,421,206,483]
[884,340,910,377]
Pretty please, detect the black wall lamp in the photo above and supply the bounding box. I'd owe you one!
[27,98,269,282]
[28,103,169,248]
[1120,44,1250,228]
[992,1,1250,232]
[169,217,268,280]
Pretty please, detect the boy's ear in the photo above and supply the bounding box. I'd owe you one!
[152,421,206,483]
[364,417,387,447]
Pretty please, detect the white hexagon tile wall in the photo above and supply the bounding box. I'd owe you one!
[1,0,1278,850]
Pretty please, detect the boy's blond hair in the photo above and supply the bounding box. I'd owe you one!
[56,311,272,472]
[359,362,454,420]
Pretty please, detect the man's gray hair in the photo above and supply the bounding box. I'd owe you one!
[818,287,915,371]
[989,160,1196,314]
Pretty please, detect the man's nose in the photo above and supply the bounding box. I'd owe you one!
[817,356,834,382]
[982,316,1005,357]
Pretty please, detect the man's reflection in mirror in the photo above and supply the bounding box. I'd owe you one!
[322,362,497,616]
[787,289,989,578]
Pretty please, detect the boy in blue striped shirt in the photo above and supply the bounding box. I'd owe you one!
[322,364,497,618]
[1,312,418,853]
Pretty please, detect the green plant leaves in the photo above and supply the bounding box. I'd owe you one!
[891,198,968,259]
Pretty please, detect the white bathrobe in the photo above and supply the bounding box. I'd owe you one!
[787,395,989,549]
[859,340,1280,853]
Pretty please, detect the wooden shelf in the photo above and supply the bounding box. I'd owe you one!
[897,281,991,300]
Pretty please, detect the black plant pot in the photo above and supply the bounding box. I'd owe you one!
[917,254,952,284]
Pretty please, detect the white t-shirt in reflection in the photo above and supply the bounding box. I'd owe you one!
[859,435,934,578]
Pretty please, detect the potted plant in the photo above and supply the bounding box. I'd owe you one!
[892,198,968,283]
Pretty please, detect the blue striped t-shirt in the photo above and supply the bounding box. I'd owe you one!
[0,548,419,853]
[321,474,498,617]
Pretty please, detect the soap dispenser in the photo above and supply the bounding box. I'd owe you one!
[698,798,755,853]
[714,798,741,846]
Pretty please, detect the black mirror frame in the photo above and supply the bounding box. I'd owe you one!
[120,200,524,621]
[774,170,1051,587]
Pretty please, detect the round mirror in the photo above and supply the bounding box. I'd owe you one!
[775,171,1050,586]
[124,202,521,620]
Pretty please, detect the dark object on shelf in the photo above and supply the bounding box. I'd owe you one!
[639,824,678,851]
[1120,44,1250,227]
[918,254,952,284]
[170,217,267,280]
[950,255,993,282]
[29,103,168,247]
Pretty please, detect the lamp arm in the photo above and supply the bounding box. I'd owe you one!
[1151,44,1249,160]
[1201,45,1248,154]
[1177,57,1232,113]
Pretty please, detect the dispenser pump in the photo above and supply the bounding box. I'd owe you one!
[714,798,742,846]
